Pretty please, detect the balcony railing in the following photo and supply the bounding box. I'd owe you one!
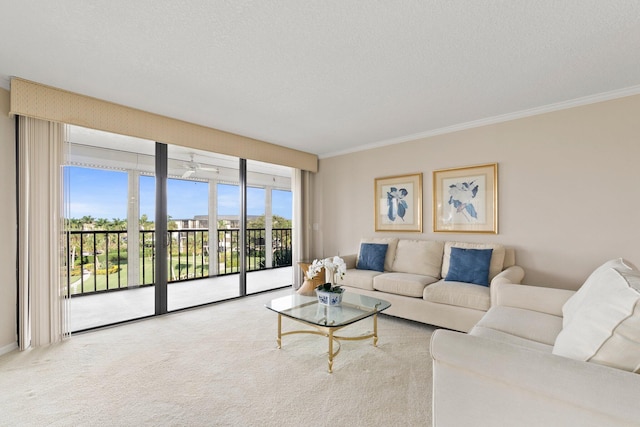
[65,228,292,297]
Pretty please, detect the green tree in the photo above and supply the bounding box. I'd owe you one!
[111,218,127,230]
[247,215,291,229]
[80,215,95,228]
[168,215,177,231]
[272,215,292,229]
[94,218,109,230]
[247,216,265,229]
[67,217,82,230]
[140,214,154,230]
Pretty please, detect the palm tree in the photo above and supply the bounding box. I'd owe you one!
[139,214,154,231]
[67,217,82,230]
[94,218,109,230]
[111,218,126,230]
[80,215,95,229]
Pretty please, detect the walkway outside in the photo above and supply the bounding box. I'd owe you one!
[70,266,293,332]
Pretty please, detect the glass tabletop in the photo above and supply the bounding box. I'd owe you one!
[266,292,391,328]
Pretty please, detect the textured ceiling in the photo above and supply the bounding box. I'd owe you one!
[1,1,639,157]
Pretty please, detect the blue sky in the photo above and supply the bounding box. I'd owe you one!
[66,167,292,221]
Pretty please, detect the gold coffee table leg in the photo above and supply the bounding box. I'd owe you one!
[326,328,343,373]
[328,329,334,373]
[373,314,379,347]
[277,314,282,349]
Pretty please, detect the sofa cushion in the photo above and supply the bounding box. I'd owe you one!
[339,269,381,291]
[445,247,493,286]
[441,242,505,281]
[470,326,554,353]
[373,272,439,298]
[356,243,388,272]
[358,237,398,272]
[391,239,444,278]
[553,259,640,373]
[424,281,491,311]
[472,306,563,347]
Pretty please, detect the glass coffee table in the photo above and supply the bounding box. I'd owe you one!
[265,292,391,373]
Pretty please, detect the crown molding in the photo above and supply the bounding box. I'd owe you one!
[320,84,640,159]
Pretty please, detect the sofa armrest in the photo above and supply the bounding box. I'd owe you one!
[491,282,575,316]
[431,330,640,426]
[490,265,525,286]
[341,254,357,269]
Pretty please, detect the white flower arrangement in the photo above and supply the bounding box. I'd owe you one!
[306,256,347,293]
[305,258,325,280]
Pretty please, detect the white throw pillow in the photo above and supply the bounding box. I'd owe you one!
[561,258,628,328]
[553,259,640,372]
[441,241,505,281]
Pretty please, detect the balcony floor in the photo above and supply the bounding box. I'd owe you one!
[69,266,294,332]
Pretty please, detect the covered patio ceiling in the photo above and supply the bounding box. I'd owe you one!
[67,125,293,188]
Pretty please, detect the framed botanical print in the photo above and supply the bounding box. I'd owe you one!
[374,173,422,232]
[433,163,498,233]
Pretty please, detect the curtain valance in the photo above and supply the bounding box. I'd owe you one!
[10,78,318,172]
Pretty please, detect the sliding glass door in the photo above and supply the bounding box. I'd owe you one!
[64,126,294,331]
[246,159,294,294]
[166,146,242,310]
[65,126,156,331]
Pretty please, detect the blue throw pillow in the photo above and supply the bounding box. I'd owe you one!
[445,247,494,286]
[357,243,388,272]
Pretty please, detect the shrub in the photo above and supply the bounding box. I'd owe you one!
[108,251,128,263]
[273,248,292,267]
[96,265,120,275]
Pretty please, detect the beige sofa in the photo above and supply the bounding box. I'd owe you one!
[335,237,524,332]
[431,258,640,426]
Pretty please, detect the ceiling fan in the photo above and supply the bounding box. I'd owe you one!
[181,154,219,178]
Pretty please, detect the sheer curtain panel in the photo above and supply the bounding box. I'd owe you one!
[292,169,313,289]
[17,116,68,350]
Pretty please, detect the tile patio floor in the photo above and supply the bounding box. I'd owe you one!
[69,266,293,332]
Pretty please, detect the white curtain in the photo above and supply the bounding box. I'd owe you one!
[17,116,68,350]
[292,169,313,289]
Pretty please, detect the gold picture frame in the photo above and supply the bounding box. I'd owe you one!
[374,173,422,232]
[433,163,498,233]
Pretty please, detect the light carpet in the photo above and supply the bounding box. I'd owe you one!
[0,289,435,426]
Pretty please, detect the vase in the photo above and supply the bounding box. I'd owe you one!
[297,279,317,296]
[316,289,344,306]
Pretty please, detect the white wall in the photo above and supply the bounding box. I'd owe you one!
[0,88,17,353]
[314,94,640,290]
